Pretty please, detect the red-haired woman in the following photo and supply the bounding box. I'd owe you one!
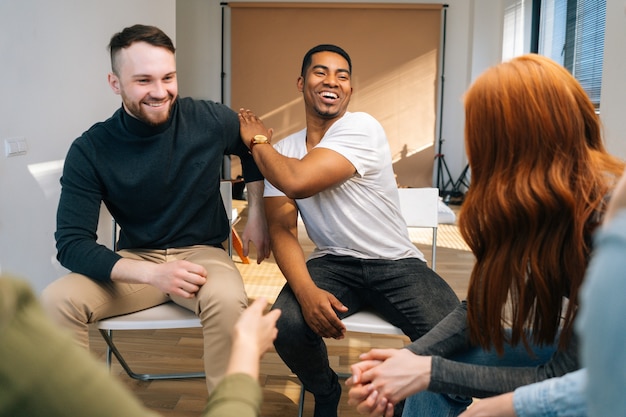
[346,54,625,417]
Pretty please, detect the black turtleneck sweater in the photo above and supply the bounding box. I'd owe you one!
[55,97,262,282]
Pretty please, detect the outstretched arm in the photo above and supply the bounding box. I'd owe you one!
[458,369,588,417]
[238,109,356,199]
[198,297,281,417]
[225,297,281,378]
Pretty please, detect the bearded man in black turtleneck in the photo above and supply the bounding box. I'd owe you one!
[41,24,270,394]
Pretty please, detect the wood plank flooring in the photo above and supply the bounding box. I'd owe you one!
[88,201,474,417]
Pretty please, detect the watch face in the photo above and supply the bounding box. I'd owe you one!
[254,135,268,143]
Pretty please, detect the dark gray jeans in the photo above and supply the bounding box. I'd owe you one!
[271,255,460,401]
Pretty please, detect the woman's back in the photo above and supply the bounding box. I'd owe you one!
[459,53,625,353]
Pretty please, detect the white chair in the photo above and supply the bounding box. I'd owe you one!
[297,187,440,417]
[96,181,236,381]
[397,186,439,271]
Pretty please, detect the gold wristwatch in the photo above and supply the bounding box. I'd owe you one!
[250,134,270,150]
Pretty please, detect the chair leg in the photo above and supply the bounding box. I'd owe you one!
[98,329,205,381]
[432,228,438,271]
[105,330,113,369]
[298,384,305,417]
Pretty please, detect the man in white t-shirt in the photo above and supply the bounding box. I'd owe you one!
[238,44,459,417]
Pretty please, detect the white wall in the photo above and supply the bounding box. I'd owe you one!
[600,0,626,159]
[176,0,222,101]
[0,0,175,293]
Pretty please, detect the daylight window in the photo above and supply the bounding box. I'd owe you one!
[538,0,606,109]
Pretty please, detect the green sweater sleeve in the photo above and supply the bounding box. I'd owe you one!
[0,276,264,417]
[201,373,262,417]
[0,276,159,417]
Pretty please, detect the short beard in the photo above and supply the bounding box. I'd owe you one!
[124,94,176,127]
[314,107,341,119]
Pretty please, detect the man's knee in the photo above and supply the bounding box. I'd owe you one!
[275,306,314,347]
[196,283,247,328]
[40,274,98,325]
[41,278,70,317]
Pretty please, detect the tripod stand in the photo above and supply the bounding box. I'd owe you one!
[435,148,454,195]
[433,7,466,203]
[453,164,470,191]
[435,139,469,204]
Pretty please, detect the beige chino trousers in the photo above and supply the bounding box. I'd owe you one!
[41,245,248,393]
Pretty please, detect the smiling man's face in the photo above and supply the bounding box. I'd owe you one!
[108,41,178,126]
[298,51,353,120]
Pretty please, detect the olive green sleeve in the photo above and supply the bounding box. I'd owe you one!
[201,373,262,417]
[0,276,159,417]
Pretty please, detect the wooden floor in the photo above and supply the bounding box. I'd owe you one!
[88,200,474,417]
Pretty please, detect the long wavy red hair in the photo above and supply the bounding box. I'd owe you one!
[459,54,624,354]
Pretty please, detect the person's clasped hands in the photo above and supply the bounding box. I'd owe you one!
[346,348,432,417]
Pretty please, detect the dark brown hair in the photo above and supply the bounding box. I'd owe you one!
[301,44,352,77]
[108,24,175,75]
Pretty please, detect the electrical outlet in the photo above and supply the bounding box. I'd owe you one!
[4,138,28,157]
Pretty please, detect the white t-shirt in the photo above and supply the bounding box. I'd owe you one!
[264,112,424,262]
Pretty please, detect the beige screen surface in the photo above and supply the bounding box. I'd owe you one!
[229,2,443,187]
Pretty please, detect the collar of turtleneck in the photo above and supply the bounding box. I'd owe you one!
[119,99,177,137]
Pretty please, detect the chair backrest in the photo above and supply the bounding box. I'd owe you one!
[220,180,233,223]
[397,187,439,228]
[397,187,439,270]
[220,180,235,256]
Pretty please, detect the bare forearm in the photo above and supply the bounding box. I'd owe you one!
[250,145,307,198]
[239,108,356,199]
[270,228,316,298]
[226,339,260,378]
[110,258,154,284]
[224,297,280,379]
[110,256,207,299]
[245,180,265,217]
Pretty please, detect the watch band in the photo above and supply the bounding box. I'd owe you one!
[250,135,270,150]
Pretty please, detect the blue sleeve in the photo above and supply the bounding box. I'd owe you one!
[513,369,588,417]
[577,210,626,417]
